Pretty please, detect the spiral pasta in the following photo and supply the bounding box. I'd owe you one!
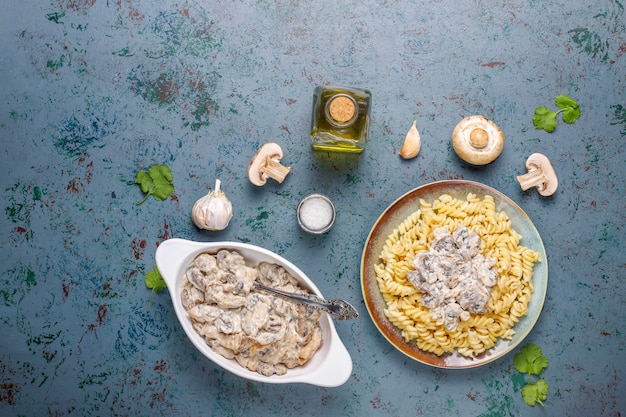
[375,193,541,357]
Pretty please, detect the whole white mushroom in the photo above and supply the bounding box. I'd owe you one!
[451,115,505,165]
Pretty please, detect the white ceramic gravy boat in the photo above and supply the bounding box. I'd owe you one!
[155,238,353,387]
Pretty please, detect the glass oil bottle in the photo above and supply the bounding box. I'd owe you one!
[310,85,371,154]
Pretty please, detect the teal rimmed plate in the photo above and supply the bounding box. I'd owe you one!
[360,180,547,368]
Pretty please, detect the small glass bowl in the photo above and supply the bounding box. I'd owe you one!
[297,194,336,234]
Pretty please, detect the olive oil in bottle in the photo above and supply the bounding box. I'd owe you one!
[310,85,371,153]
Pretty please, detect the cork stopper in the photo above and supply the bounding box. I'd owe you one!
[326,94,357,125]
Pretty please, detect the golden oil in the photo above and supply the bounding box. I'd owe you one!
[310,85,371,153]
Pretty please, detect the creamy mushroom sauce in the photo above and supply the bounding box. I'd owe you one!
[406,226,498,331]
[181,250,323,377]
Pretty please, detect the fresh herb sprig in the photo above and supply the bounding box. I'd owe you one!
[513,343,549,407]
[134,164,174,205]
[533,94,580,133]
[145,264,167,310]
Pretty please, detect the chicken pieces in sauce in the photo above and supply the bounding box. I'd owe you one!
[181,250,323,377]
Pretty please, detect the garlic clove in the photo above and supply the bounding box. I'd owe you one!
[399,120,421,159]
[191,179,233,231]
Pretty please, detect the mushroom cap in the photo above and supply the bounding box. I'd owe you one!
[526,153,558,196]
[248,142,284,186]
[451,115,505,165]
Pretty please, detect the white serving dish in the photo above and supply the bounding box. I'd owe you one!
[155,238,353,387]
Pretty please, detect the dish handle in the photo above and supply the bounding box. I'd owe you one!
[155,238,201,289]
[299,324,353,388]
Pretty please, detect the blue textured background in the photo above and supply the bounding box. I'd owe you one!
[1,0,624,416]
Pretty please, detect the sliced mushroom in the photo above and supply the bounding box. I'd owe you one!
[451,115,505,165]
[516,153,558,196]
[248,142,292,186]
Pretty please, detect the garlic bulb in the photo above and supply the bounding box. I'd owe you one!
[400,120,421,159]
[191,179,233,230]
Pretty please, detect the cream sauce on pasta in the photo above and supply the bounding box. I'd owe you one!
[406,226,498,331]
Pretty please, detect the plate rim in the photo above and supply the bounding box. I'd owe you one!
[360,179,548,369]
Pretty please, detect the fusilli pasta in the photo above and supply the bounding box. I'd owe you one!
[375,193,541,357]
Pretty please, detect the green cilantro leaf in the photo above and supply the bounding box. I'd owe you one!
[146,265,167,292]
[145,264,167,310]
[134,171,153,193]
[555,94,581,124]
[521,379,548,407]
[555,94,578,110]
[533,106,558,133]
[148,164,175,201]
[514,343,549,375]
[514,343,550,407]
[562,106,581,124]
[533,94,580,132]
[134,164,174,205]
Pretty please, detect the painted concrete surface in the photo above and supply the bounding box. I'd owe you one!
[1,0,624,416]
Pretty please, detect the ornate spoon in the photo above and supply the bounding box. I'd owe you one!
[252,283,359,320]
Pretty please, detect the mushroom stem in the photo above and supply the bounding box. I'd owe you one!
[469,128,489,148]
[248,142,292,186]
[517,165,546,191]
[262,157,291,184]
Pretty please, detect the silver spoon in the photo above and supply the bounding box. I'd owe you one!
[252,283,359,320]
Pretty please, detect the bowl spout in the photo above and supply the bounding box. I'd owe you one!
[155,238,204,289]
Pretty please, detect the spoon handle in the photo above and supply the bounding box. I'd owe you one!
[252,283,359,320]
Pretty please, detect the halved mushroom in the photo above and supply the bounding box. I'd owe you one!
[248,142,292,186]
[516,153,558,196]
[451,115,505,165]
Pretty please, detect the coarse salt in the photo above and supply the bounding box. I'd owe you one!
[298,195,335,233]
